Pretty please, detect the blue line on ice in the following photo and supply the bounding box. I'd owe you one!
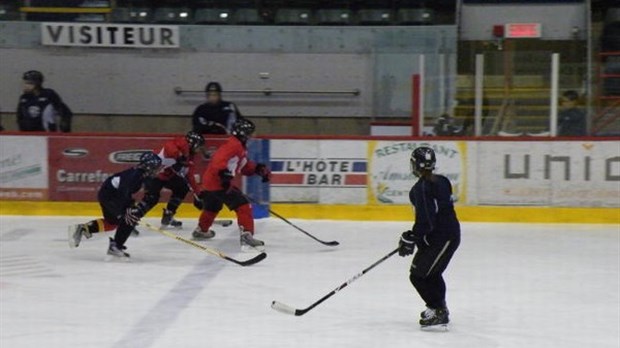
[114,251,226,348]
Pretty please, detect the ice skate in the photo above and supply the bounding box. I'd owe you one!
[192,226,216,240]
[240,230,265,252]
[106,238,130,259]
[420,307,449,320]
[68,224,91,249]
[419,308,449,331]
[161,209,182,229]
[131,228,140,237]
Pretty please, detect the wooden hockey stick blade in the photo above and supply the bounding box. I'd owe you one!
[141,222,266,266]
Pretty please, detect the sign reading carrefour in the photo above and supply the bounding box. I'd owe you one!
[41,22,180,48]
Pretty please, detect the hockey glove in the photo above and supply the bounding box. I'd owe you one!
[398,230,417,257]
[193,192,205,210]
[255,163,272,183]
[219,169,234,191]
[124,204,146,226]
[171,156,189,174]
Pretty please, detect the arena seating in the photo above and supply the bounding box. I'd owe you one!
[0,0,452,26]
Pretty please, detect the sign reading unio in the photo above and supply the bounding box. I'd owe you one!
[41,22,180,48]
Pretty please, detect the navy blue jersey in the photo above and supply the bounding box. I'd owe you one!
[192,101,242,134]
[17,88,72,132]
[558,107,586,136]
[98,167,147,207]
[409,174,460,238]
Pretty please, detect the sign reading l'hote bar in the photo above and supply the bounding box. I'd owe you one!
[41,23,180,48]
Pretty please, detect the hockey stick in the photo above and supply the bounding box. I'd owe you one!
[245,195,339,247]
[271,248,399,316]
[141,222,266,266]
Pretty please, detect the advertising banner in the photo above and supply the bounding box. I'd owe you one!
[270,140,368,204]
[41,22,180,48]
[368,141,466,205]
[48,136,226,202]
[0,136,48,200]
[473,141,620,207]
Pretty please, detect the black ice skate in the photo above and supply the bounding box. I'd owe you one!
[161,209,182,229]
[240,230,265,252]
[107,238,130,259]
[419,308,449,330]
[192,226,216,240]
[68,224,91,249]
[421,307,449,320]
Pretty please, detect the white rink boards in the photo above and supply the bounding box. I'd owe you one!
[0,216,618,348]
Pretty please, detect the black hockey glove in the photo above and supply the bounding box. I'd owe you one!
[171,156,189,173]
[398,230,417,257]
[124,204,146,226]
[255,163,272,183]
[219,169,234,191]
[193,192,205,210]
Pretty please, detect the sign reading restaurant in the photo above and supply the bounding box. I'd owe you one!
[41,22,180,48]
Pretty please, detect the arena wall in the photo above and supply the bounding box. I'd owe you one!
[0,133,617,224]
[0,22,457,121]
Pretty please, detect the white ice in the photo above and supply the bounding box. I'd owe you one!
[0,216,618,348]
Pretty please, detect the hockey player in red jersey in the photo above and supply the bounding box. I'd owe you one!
[142,131,205,228]
[192,118,271,251]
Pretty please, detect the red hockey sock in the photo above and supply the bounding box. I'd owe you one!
[235,204,254,233]
[199,210,218,231]
[102,219,116,231]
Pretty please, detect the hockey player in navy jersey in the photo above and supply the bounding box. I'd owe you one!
[398,146,461,329]
[17,70,73,132]
[68,152,162,259]
[191,82,243,134]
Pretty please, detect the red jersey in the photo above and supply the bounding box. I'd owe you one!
[201,136,256,191]
[154,137,198,191]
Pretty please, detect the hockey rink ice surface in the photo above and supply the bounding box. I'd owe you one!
[0,216,618,348]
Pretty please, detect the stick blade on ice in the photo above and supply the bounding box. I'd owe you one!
[271,301,298,316]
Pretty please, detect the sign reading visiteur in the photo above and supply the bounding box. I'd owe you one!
[41,23,180,48]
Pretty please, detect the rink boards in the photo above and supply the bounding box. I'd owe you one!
[0,134,618,223]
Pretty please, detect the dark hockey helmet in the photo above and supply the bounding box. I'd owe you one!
[186,131,205,151]
[138,152,162,176]
[231,118,256,142]
[205,82,223,94]
[23,70,44,86]
[410,146,436,177]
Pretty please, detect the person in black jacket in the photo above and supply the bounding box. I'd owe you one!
[68,152,162,259]
[191,82,243,134]
[557,90,586,136]
[398,146,461,329]
[17,70,73,132]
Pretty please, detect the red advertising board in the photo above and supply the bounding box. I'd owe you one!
[48,136,227,202]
